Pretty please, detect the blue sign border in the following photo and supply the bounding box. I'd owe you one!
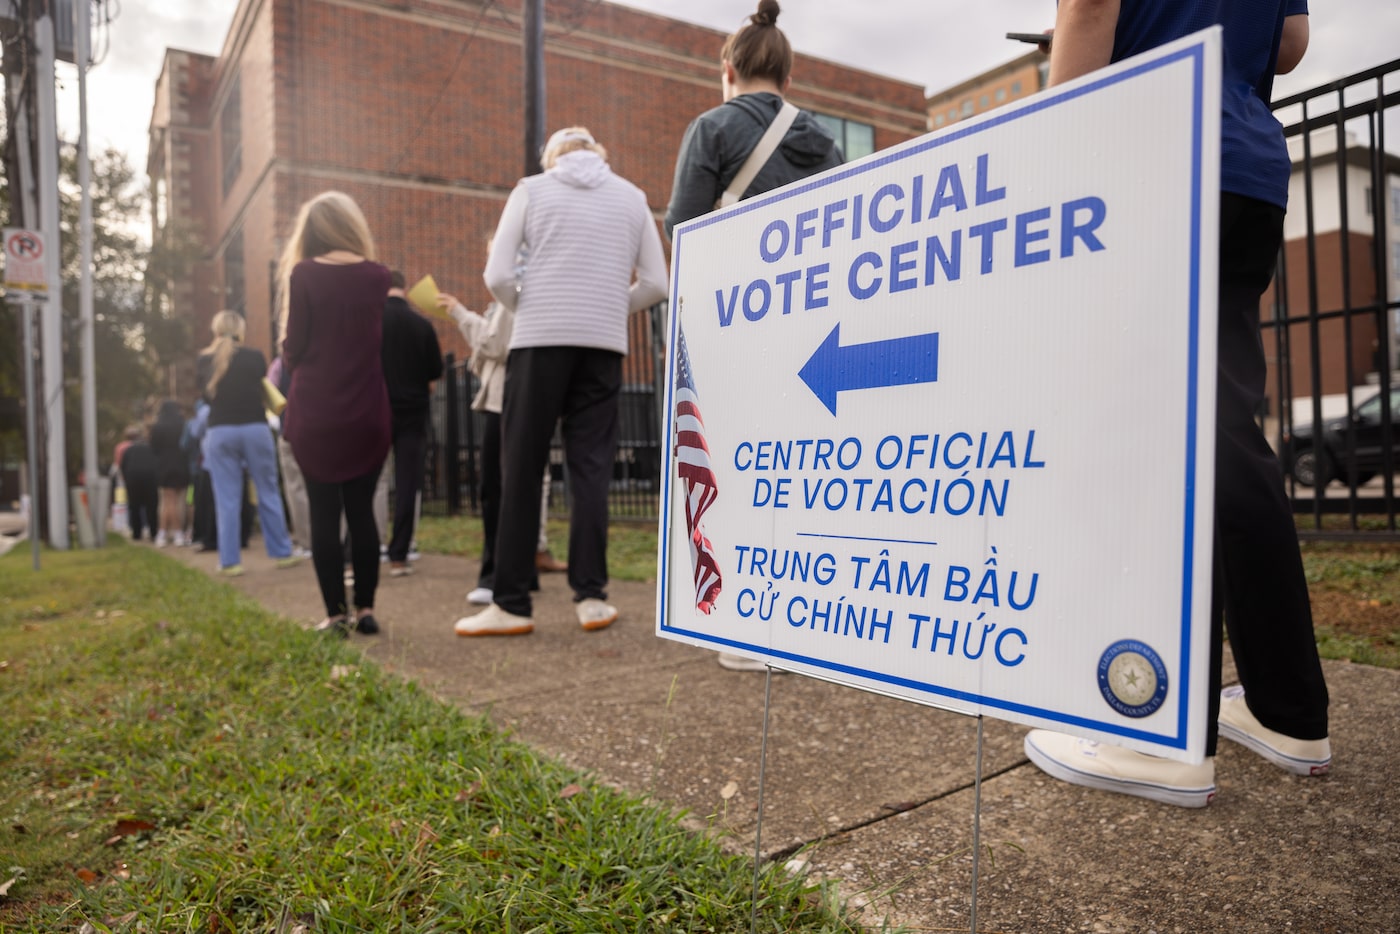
[660,39,1210,751]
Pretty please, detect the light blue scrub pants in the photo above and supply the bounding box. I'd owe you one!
[204,422,294,569]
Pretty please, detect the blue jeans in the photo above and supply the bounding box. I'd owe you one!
[204,422,293,569]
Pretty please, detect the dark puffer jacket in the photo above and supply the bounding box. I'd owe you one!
[664,91,843,239]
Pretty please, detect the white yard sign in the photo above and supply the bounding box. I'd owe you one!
[658,31,1222,763]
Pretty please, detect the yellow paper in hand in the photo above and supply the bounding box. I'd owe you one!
[407,274,444,317]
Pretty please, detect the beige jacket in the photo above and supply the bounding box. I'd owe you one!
[450,301,511,414]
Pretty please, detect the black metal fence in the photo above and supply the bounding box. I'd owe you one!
[1267,57,1400,539]
[421,303,668,522]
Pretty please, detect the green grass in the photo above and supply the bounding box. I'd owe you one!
[417,514,660,583]
[0,544,874,932]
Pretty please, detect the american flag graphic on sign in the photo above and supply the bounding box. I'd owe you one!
[674,325,722,613]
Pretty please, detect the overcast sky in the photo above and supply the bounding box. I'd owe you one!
[57,0,1400,175]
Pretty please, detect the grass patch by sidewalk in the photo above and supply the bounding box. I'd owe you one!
[0,544,872,932]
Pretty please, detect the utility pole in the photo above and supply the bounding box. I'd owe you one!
[35,0,70,549]
[523,0,545,177]
[75,0,103,545]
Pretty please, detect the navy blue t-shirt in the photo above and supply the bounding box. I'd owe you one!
[1110,0,1308,209]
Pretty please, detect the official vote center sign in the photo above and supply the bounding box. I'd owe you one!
[658,31,1223,762]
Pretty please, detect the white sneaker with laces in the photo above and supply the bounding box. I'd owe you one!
[454,604,534,637]
[1024,729,1216,808]
[1218,685,1331,776]
[466,587,493,605]
[575,598,617,631]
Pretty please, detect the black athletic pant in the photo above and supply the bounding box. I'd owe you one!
[493,346,620,617]
[386,419,427,563]
[305,466,382,617]
[477,411,502,590]
[1204,193,1329,755]
[126,474,158,542]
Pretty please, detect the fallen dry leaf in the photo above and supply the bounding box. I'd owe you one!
[110,818,155,841]
[720,781,739,800]
[415,821,438,851]
[0,877,15,897]
[75,868,98,884]
[559,783,584,799]
[329,664,356,681]
[455,781,483,802]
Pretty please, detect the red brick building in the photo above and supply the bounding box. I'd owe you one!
[147,0,929,390]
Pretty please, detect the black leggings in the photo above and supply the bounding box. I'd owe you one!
[305,466,382,617]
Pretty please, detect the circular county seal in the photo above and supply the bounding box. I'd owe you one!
[1097,640,1169,718]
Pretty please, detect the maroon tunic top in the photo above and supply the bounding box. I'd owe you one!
[282,258,392,483]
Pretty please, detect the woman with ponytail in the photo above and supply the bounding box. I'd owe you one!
[195,310,297,575]
[664,0,843,671]
[277,191,392,637]
[663,0,843,239]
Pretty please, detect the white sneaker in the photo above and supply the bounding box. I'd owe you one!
[717,652,788,673]
[1024,730,1216,808]
[575,598,617,631]
[155,531,169,548]
[454,604,534,637]
[466,587,494,605]
[1218,686,1331,776]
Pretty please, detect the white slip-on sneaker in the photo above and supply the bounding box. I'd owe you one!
[1218,686,1331,776]
[575,598,618,631]
[466,587,494,605]
[454,604,534,637]
[1024,730,1216,808]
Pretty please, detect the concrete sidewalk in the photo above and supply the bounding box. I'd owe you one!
[167,541,1399,932]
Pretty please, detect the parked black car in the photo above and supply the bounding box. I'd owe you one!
[1284,385,1400,487]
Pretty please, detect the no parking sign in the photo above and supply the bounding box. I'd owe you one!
[3,227,49,299]
[657,30,1224,763]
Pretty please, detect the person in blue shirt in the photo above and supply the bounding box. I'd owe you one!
[1023,0,1330,808]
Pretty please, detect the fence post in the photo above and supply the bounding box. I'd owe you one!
[444,353,461,517]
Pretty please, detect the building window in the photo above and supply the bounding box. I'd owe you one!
[961,99,973,116]
[995,87,1006,103]
[1038,61,1051,88]
[1012,80,1022,95]
[948,107,958,121]
[979,94,989,108]
[934,113,945,127]
[224,229,245,316]
[221,76,242,196]
[812,113,877,160]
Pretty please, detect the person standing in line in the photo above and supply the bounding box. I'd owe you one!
[267,353,312,558]
[664,0,842,671]
[1022,0,1329,808]
[438,291,548,607]
[195,311,298,577]
[381,270,444,576]
[454,126,667,636]
[278,191,392,637]
[119,425,159,543]
[149,399,190,547]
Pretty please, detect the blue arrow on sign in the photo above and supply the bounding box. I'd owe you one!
[798,324,939,416]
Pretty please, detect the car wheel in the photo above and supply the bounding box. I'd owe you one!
[1291,447,1332,488]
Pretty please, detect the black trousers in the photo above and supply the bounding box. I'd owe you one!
[126,474,158,541]
[193,468,252,549]
[477,411,502,589]
[305,466,382,617]
[1204,193,1329,755]
[386,419,427,563]
[493,346,620,617]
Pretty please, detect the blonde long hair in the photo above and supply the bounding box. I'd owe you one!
[202,310,247,398]
[275,191,377,344]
